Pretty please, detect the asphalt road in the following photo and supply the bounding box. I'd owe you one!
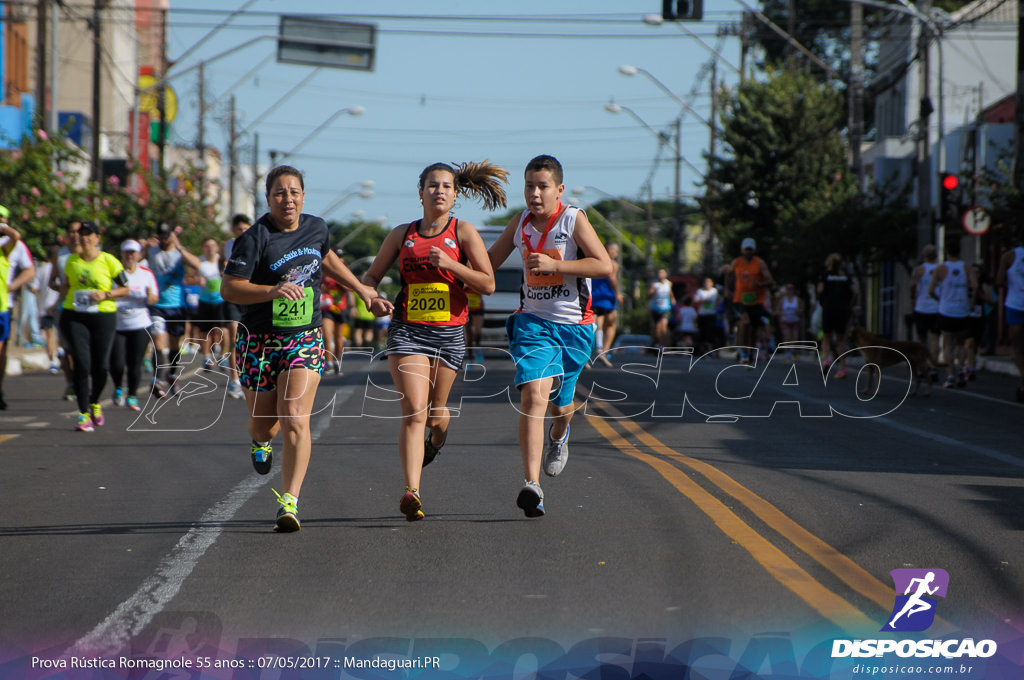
[2,345,1023,678]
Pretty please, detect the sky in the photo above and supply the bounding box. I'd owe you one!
[164,1,748,234]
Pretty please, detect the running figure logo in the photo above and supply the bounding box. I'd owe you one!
[882,568,949,632]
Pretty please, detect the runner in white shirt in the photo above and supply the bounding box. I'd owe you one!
[0,205,36,410]
[110,240,159,411]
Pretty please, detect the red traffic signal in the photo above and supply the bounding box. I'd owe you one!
[942,173,959,191]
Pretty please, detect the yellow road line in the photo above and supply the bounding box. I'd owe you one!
[616,416,897,614]
[587,415,878,632]
[0,434,20,444]
[585,397,959,635]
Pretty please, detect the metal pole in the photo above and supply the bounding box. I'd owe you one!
[849,0,865,192]
[48,0,57,134]
[197,61,205,196]
[1014,0,1024,193]
[36,0,46,131]
[90,0,103,183]
[671,117,683,274]
[916,1,934,252]
[252,131,260,215]
[229,95,237,216]
[157,7,167,178]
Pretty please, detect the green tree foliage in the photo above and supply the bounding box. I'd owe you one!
[753,1,972,75]
[0,129,220,259]
[0,130,91,258]
[704,67,916,284]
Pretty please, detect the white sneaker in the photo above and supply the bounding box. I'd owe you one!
[543,425,570,477]
[228,381,245,400]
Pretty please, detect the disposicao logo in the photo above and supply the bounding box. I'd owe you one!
[832,568,998,660]
[882,568,949,632]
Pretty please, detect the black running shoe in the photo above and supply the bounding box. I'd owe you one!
[422,429,445,467]
[251,440,273,475]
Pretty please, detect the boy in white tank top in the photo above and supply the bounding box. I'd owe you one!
[487,155,612,518]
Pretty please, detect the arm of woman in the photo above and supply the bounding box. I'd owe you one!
[221,273,305,305]
[323,249,391,315]
[0,225,18,257]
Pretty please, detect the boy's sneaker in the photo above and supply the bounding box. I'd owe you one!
[516,481,545,518]
[76,413,94,432]
[943,376,957,389]
[64,385,75,401]
[543,425,570,477]
[113,388,126,407]
[399,487,425,522]
[126,396,141,412]
[251,441,273,475]
[423,429,445,467]
[90,403,105,427]
[48,360,60,374]
[272,489,300,532]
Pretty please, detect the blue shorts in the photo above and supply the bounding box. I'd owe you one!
[1007,306,1024,325]
[506,312,595,408]
[0,310,10,342]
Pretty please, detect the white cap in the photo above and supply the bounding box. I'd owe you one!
[120,239,142,252]
[741,237,756,250]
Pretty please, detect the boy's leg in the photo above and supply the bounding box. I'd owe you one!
[519,377,554,483]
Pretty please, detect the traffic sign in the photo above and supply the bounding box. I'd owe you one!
[962,206,990,235]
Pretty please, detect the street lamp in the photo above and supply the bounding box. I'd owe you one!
[321,181,376,219]
[571,186,645,215]
[565,194,645,260]
[640,15,742,75]
[267,106,366,169]
[618,64,713,128]
[336,215,389,253]
[606,100,705,274]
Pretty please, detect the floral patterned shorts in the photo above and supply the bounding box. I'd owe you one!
[235,327,325,392]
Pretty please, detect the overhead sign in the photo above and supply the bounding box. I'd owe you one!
[962,206,990,235]
[278,16,375,71]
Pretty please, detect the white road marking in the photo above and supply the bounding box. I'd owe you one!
[65,375,364,657]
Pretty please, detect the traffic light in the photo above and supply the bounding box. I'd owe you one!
[662,0,703,21]
[938,172,960,230]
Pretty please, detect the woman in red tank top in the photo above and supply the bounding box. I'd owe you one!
[362,161,507,521]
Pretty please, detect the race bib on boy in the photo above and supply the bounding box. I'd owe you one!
[525,249,564,288]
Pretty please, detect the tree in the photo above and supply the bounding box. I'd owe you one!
[704,67,857,284]
[0,129,221,258]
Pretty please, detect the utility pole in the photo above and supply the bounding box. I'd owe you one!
[90,0,105,183]
[670,117,683,275]
[916,0,934,252]
[197,61,205,196]
[157,7,168,178]
[228,94,237,216]
[705,61,718,276]
[48,0,57,134]
[35,0,46,131]
[849,0,865,194]
[1014,0,1024,193]
[252,132,260,215]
